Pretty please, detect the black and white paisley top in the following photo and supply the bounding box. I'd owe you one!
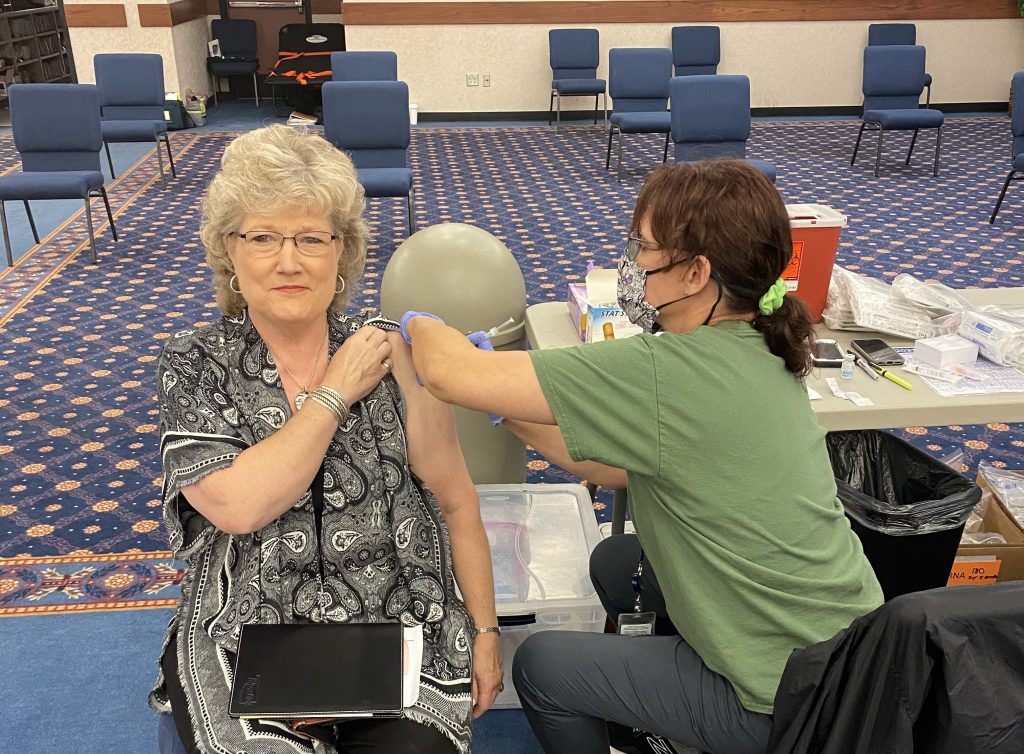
[149,310,475,754]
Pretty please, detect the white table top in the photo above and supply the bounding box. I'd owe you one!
[524,288,1024,431]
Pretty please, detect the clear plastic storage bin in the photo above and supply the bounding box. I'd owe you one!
[477,483,605,709]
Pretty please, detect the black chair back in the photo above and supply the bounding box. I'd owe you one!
[212,19,257,59]
[278,23,345,53]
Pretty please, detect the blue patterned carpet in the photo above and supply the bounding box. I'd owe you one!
[1,119,1023,588]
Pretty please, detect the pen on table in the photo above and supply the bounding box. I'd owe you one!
[850,353,879,380]
[871,363,913,390]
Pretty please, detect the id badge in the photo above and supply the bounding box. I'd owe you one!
[617,611,656,636]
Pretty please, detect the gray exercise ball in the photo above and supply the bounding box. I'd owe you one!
[381,223,528,485]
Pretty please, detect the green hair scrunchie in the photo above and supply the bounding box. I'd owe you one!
[758,278,788,315]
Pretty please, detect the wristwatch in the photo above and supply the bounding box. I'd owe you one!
[475,625,501,636]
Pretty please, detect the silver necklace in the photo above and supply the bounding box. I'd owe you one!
[275,329,328,410]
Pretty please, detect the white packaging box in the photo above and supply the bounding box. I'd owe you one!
[478,483,605,709]
[913,334,980,370]
[583,268,642,343]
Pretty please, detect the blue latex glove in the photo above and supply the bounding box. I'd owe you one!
[466,332,502,424]
[400,311,443,345]
[466,331,494,350]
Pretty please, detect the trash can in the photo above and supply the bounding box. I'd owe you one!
[381,223,528,485]
[826,430,981,601]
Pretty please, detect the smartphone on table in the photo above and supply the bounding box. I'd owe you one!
[850,338,904,367]
[811,338,845,368]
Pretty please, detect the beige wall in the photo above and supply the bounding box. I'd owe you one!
[67,0,178,87]
[172,17,213,97]
[67,0,211,95]
[345,19,1024,113]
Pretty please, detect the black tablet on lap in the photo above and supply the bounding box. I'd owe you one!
[228,623,403,719]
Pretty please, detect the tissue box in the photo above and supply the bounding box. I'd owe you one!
[567,283,588,342]
[914,334,979,370]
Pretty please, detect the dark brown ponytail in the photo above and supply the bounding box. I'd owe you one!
[751,295,814,377]
[633,160,814,376]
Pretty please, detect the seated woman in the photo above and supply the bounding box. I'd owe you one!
[402,161,884,754]
[150,125,501,754]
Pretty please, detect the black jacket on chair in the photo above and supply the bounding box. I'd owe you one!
[768,582,1024,754]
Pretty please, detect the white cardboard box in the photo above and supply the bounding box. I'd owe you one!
[913,334,979,370]
[583,268,641,343]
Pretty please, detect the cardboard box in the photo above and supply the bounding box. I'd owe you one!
[566,269,642,343]
[567,283,588,342]
[948,471,1024,585]
[913,334,979,370]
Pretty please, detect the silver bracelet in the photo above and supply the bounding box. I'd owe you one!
[307,386,349,425]
[475,625,501,636]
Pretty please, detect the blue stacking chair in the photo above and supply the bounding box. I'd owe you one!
[207,19,260,108]
[989,72,1024,223]
[322,80,416,234]
[0,84,118,266]
[331,51,398,81]
[851,46,943,178]
[868,23,932,106]
[671,26,720,76]
[94,53,177,188]
[605,48,672,180]
[669,74,777,184]
[548,29,607,129]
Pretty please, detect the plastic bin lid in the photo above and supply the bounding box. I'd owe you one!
[477,483,603,613]
[786,203,848,228]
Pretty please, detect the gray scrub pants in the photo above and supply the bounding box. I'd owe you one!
[512,534,773,754]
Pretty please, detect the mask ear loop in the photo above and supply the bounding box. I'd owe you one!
[700,270,724,326]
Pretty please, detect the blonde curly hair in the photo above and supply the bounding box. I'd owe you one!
[200,125,368,316]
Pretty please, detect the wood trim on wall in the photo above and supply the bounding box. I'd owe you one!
[64,3,127,27]
[203,0,338,14]
[341,0,1019,26]
[139,0,209,27]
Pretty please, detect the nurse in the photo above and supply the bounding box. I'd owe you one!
[396,160,883,754]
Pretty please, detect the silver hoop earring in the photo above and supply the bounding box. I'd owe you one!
[335,275,346,294]
[229,274,241,294]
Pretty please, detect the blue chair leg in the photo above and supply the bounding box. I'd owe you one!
[0,201,13,267]
[603,92,609,130]
[548,90,554,126]
[906,129,919,165]
[23,200,39,244]
[83,196,98,264]
[663,132,670,163]
[873,127,885,177]
[933,127,942,177]
[253,72,260,108]
[407,189,417,235]
[104,143,116,179]
[556,91,561,131]
[851,122,867,166]
[990,170,1019,223]
[593,93,599,125]
[163,134,177,179]
[98,187,118,241]
[605,126,614,170]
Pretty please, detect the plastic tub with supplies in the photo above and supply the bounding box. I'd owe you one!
[477,483,605,709]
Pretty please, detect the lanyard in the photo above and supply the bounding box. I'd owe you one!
[631,550,646,613]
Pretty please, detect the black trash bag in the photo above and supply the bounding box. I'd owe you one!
[826,430,982,601]
[826,430,980,536]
